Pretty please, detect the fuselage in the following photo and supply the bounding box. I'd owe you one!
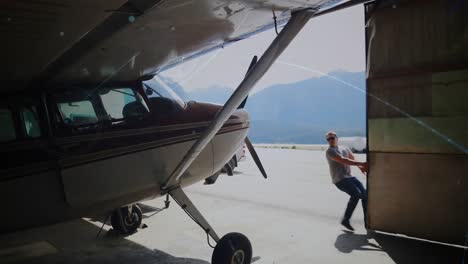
[0,79,249,233]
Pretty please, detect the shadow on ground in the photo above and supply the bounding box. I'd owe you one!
[335,230,466,264]
[0,219,209,264]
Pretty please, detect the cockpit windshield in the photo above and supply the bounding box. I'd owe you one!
[143,77,186,108]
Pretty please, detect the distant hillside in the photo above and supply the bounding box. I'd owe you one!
[246,71,366,143]
[188,85,233,105]
[163,71,366,144]
[247,120,364,144]
[158,76,190,101]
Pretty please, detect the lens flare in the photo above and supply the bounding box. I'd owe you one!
[276,60,468,154]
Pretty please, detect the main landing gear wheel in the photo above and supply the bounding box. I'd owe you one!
[111,204,142,235]
[212,233,252,264]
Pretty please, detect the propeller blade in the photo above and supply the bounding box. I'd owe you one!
[240,56,265,178]
[245,55,258,75]
[238,55,258,109]
[244,137,267,179]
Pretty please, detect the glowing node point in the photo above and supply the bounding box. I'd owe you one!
[128,16,136,23]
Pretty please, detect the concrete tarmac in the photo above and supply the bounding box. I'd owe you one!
[0,149,464,263]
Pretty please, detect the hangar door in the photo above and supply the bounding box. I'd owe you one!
[366,0,468,244]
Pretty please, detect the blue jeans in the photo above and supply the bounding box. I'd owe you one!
[335,177,368,224]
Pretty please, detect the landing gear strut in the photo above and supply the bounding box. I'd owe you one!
[111,204,142,235]
[169,187,252,264]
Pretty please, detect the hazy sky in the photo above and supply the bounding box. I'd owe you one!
[162,5,365,93]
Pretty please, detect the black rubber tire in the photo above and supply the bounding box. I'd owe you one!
[110,204,142,235]
[204,171,221,185]
[212,232,252,264]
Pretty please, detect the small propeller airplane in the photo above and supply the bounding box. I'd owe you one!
[0,0,370,263]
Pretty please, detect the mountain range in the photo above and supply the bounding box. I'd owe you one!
[162,71,366,144]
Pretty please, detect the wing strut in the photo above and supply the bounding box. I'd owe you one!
[162,8,316,189]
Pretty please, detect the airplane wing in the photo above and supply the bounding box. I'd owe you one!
[1,0,347,91]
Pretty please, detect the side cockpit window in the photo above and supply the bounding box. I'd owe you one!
[100,88,149,120]
[0,108,16,142]
[53,86,150,135]
[58,100,98,127]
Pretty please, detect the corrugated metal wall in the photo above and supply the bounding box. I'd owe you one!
[366,0,468,244]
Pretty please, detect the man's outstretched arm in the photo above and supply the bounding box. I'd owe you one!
[329,153,366,167]
[345,148,367,173]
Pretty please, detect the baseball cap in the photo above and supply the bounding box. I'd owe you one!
[325,131,337,139]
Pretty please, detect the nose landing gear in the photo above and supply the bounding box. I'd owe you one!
[212,232,252,264]
[169,187,253,264]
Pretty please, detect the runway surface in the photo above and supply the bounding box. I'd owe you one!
[0,148,464,263]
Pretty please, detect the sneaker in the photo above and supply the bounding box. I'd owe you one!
[341,219,354,231]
